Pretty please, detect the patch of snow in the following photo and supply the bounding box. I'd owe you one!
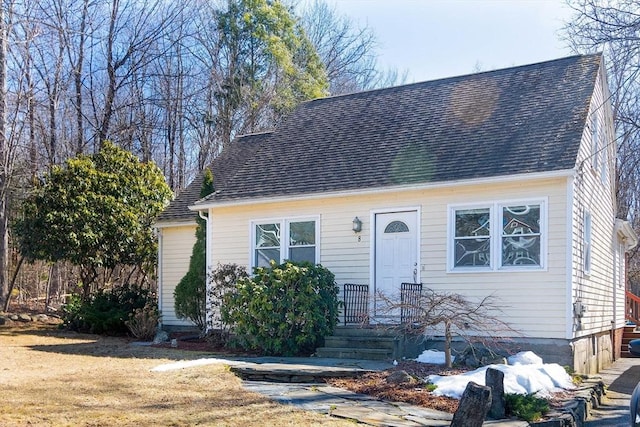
[423,351,575,399]
[151,358,228,372]
[508,351,543,365]
[415,349,451,365]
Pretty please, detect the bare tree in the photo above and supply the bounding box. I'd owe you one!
[0,1,9,309]
[563,0,640,291]
[379,289,518,368]
[301,0,407,94]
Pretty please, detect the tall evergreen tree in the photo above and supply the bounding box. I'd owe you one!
[173,168,214,331]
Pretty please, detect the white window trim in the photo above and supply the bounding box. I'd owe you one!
[250,215,320,268]
[447,198,547,273]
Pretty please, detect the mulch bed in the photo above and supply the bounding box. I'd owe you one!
[326,360,465,413]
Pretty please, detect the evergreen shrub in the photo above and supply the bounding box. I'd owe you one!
[62,284,156,335]
[222,260,341,356]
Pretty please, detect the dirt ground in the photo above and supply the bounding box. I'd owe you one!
[0,322,354,427]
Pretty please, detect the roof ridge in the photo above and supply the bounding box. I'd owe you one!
[301,53,602,104]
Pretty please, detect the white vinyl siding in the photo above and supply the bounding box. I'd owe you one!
[158,224,197,326]
[208,176,569,339]
[583,212,592,275]
[571,64,620,337]
[591,114,600,173]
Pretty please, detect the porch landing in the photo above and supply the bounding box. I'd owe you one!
[315,325,422,361]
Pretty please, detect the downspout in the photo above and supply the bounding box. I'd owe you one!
[199,210,211,331]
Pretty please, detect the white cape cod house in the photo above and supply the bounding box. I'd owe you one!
[155,54,637,374]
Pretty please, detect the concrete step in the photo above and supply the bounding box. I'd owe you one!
[332,326,401,338]
[315,346,393,360]
[323,335,398,350]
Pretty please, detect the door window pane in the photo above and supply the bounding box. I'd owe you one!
[384,221,409,233]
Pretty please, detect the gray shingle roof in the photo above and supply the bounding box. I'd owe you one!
[156,131,271,222]
[178,54,601,213]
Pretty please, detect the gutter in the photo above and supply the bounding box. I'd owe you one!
[615,219,639,251]
[188,168,575,211]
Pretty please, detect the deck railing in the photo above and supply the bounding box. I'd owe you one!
[626,291,640,325]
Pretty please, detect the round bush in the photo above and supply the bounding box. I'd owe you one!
[222,261,341,356]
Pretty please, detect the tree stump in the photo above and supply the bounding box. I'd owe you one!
[450,381,491,427]
[486,367,506,419]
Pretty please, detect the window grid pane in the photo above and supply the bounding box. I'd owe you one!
[455,209,490,237]
[501,205,541,267]
[455,237,491,267]
[290,221,315,246]
[256,223,280,248]
[454,208,491,268]
[256,248,280,267]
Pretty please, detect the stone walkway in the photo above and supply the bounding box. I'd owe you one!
[229,357,640,427]
[583,357,640,426]
[229,356,528,426]
[178,354,640,426]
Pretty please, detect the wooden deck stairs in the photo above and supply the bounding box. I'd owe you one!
[625,291,640,358]
[622,324,640,358]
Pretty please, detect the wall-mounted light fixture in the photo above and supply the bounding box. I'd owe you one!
[352,216,362,233]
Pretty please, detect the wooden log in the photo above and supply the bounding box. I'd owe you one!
[450,381,491,427]
[486,367,506,419]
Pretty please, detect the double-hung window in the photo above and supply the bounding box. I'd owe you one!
[450,200,545,271]
[253,218,318,268]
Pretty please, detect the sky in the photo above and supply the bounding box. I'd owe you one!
[326,0,576,83]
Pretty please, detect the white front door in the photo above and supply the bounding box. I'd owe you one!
[374,210,419,319]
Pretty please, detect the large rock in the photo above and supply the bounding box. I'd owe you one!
[486,367,506,419]
[18,313,33,322]
[35,314,49,322]
[386,370,415,385]
[451,381,492,427]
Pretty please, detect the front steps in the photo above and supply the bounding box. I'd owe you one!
[315,326,402,361]
[621,325,640,358]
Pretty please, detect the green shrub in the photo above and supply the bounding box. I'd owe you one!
[62,284,156,335]
[504,393,550,422]
[222,260,341,356]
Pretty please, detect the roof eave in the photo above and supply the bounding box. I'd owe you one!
[189,168,576,211]
[154,218,197,229]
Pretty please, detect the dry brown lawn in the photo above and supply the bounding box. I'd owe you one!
[0,323,355,427]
